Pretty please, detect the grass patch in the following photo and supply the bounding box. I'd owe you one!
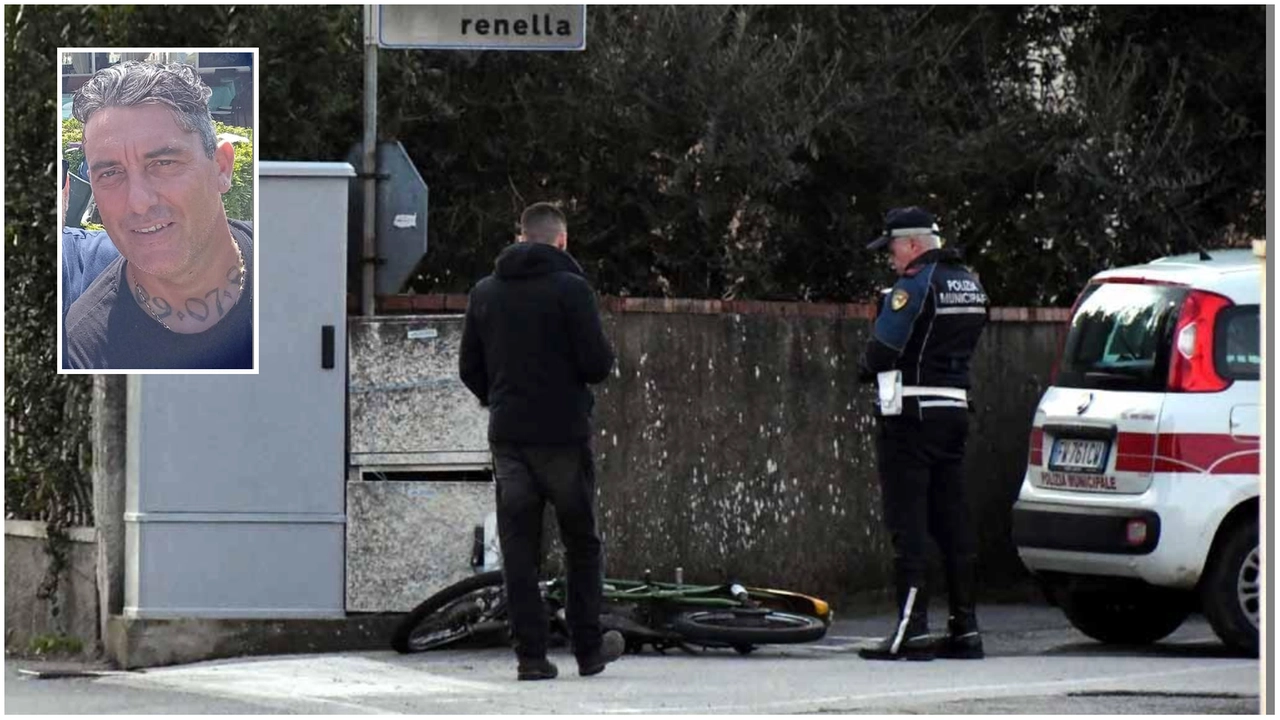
[26,634,84,657]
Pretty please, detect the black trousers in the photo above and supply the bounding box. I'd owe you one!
[491,441,604,661]
[874,408,977,607]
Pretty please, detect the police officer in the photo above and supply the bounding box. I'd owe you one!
[857,206,989,661]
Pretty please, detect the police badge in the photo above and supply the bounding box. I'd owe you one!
[891,289,910,311]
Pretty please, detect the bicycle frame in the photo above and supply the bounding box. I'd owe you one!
[393,569,831,655]
[548,577,831,621]
[541,575,832,653]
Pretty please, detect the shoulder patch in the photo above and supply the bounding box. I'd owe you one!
[891,289,910,311]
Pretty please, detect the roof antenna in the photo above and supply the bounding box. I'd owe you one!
[1198,248,1213,261]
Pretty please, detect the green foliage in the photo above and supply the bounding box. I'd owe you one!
[61,117,83,177]
[215,122,254,221]
[376,5,1264,304]
[6,5,95,528]
[26,633,84,658]
[10,6,1266,309]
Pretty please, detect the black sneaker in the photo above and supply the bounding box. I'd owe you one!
[858,631,935,661]
[517,657,559,681]
[577,630,625,677]
[935,628,985,659]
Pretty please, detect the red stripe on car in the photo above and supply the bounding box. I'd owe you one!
[1111,432,1260,475]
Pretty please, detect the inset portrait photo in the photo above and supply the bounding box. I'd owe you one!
[58,48,258,373]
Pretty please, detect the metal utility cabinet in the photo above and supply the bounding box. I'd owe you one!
[124,162,353,618]
[124,161,486,619]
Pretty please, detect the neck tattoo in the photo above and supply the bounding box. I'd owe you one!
[133,236,246,332]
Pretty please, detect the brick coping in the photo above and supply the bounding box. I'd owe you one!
[354,294,1072,323]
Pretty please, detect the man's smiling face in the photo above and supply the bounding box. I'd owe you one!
[83,103,232,282]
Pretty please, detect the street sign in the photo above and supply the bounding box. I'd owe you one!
[377,5,586,51]
[345,141,429,295]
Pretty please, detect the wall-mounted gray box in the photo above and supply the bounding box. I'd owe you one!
[346,480,495,612]
[124,162,353,619]
[348,315,489,469]
[346,315,495,611]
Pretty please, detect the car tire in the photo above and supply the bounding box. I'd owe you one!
[1200,518,1260,656]
[1058,585,1189,645]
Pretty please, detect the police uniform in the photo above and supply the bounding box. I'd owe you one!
[858,207,989,661]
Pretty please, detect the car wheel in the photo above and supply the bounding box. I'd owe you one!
[1058,585,1189,645]
[1200,518,1259,656]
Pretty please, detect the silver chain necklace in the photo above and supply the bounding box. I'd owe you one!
[134,236,246,332]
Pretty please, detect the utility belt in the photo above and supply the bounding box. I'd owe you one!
[877,370,968,415]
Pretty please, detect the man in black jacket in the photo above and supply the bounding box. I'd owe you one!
[459,202,623,681]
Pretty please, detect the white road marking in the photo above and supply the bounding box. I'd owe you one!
[17,668,129,679]
[601,661,1259,714]
[99,655,509,714]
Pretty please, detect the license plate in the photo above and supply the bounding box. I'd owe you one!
[1048,438,1110,473]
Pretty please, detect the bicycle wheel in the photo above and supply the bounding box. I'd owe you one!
[672,608,827,645]
[391,570,507,654]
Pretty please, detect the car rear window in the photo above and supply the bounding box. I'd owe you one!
[1215,305,1260,380]
[1056,282,1184,392]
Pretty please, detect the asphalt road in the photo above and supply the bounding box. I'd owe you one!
[5,604,1260,714]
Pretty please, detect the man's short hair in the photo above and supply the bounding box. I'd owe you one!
[73,61,217,159]
[520,202,567,245]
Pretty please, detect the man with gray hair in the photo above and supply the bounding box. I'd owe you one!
[459,202,623,681]
[858,206,989,661]
[64,60,253,370]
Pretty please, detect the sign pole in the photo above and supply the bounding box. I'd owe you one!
[362,5,379,316]
[362,4,586,315]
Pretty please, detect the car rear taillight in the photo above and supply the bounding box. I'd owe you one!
[1166,289,1232,392]
[1028,427,1044,466]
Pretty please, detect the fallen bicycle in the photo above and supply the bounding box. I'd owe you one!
[391,570,832,656]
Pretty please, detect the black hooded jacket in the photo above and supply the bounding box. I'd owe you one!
[459,242,615,444]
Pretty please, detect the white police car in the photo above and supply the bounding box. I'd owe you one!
[1013,249,1261,654]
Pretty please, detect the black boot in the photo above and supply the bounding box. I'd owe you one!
[859,585,934,661]
[934,614,984,659]
[935,555,984,659]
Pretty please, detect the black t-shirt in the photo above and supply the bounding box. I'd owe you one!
[64,220,254,370]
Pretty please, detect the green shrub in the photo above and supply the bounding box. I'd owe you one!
[61,118,83,178]
[27,633,85,657]
[215,122,254,222]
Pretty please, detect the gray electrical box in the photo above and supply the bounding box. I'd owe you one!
[124,162,353,619]
[347,316,489,469]
[347,141,429,295]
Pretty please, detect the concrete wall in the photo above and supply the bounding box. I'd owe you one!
[370,296,1068,607]
[588,303,1063,604]
[4,522,99,655]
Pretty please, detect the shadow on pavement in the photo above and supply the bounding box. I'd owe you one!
[1039,640,1256,660]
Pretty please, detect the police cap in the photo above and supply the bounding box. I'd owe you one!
[867,206,940,250]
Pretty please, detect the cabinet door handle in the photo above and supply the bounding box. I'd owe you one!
[321,325,335,370]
